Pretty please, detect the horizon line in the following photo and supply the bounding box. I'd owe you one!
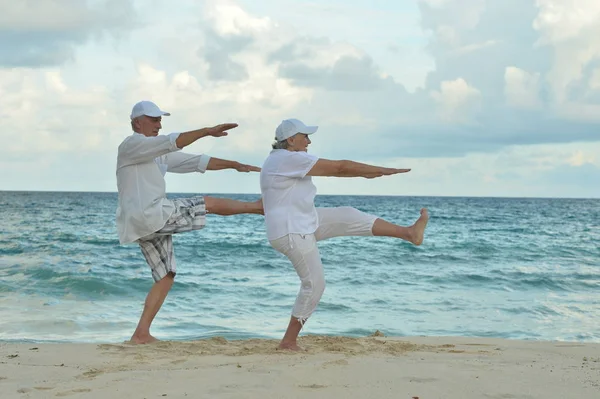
[0,189,598,200]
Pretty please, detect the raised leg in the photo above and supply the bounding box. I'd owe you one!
[315,206,429,245]
[204,196,263,216]
[371,208,429,245]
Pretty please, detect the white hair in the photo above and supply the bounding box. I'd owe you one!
[131,116,143,132]
[272,138,289,149]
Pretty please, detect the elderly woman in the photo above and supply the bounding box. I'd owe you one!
[260,118,429,351]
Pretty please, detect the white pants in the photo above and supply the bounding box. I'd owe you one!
[269,206,378,324]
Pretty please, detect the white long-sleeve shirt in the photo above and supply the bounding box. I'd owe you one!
[115,132,211,244]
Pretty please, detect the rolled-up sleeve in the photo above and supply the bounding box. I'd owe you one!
[169,132,181,149]
[166,152,212,174]
[118,132,181,167]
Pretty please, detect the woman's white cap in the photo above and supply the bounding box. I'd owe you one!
[275,118,318,141]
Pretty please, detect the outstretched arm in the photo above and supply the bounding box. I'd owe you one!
[166,153,259,173]
[307,159,410,178]
[206,157,261,172]
[175,123,238,149]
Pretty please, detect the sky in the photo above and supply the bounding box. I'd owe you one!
[1,0,599,198]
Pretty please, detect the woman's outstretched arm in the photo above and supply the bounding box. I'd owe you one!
[307,159,410,178]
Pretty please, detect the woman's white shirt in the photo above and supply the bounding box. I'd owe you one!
[260,149,320,240]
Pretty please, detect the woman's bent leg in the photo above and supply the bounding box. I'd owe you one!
[270,234,325,351]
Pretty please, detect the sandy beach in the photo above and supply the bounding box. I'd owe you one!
[1,334,598,399]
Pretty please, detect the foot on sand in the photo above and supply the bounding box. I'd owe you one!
[277,342,306,352]
[409,208,429,246]
[129,334,159,345]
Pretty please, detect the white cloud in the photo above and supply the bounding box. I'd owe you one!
[568,150,597,167]
[123,60,314,155]
[504,66,542,109]
[45,71,68,93]
[0,0,599,197]
[0,0,99,31]
[590,68,600,89]
[430,78,481,124]
[420,0,451,7]
[0,0,136,67]
[533,0,600,44]
[1,68,115,156]
[309,141,600,198]
[454,39,500,55]
[204,0,271,36]
[532,0,600,119]
[420,0,486,31]
[558,103,600,122]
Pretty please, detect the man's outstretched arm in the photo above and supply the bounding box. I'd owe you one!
[166,151,260,174]
[206,157,261,172]
[175,123,238,149]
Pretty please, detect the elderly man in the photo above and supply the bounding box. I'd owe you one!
[116,100,263,344]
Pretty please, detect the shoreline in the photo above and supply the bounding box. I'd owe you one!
[2,335,599,398]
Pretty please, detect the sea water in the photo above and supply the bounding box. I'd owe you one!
[1,191,598,343]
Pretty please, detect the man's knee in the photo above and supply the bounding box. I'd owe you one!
[156,272,175,288]
[203,196,213,212]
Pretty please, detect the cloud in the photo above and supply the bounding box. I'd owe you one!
[277,54,389,91]
[532,0,600,119]
[534,163,600,198]
[413,0,600,155]
[202,33,251,81]
[164,0,600,159]
[0,0,136,67]
[266,35,388,91]
[198,0,271,81]
[568,150,598,167]
[504,67,542,109]
[0,0,599,197]
[533,0,600,44]
[0,68,116,157]
[430,78,481,123]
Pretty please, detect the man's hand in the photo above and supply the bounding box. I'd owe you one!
[207,123,239,137]
[235,163,261,173]
[176,123,239,148]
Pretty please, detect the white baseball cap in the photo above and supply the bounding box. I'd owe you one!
[275,118,319,141]
[130,101,171,120]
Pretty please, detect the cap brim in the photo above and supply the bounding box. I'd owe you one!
[147,110,170,117]
[298,125,318,134]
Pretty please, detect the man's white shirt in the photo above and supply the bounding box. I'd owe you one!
[116,132,211,244]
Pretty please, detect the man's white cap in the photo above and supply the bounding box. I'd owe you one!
[275,118,319,141]
[130,100,171,120]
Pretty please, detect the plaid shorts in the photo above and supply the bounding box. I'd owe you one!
[137,196,206,282]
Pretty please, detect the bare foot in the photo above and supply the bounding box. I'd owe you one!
[409,208,429,246]
[277,342,306,352]
[129,334,159,345]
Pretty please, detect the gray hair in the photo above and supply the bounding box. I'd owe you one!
[272,138,289,150]
[131,116,142,132]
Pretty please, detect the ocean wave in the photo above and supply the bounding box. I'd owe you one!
[2,192,599,343]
